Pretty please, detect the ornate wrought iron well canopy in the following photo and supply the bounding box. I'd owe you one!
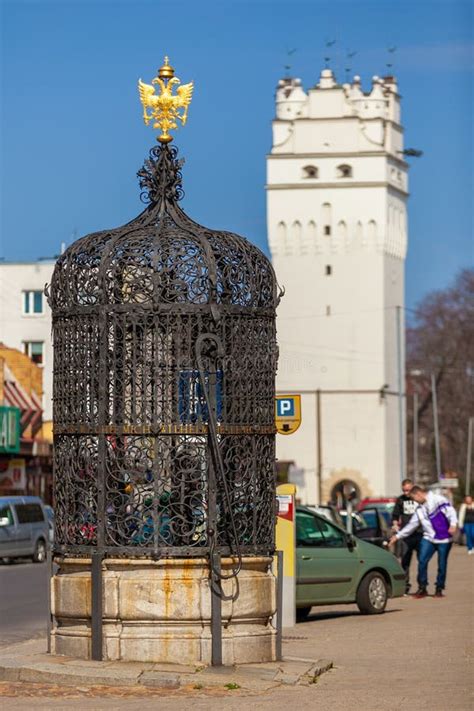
[48,138,279,560]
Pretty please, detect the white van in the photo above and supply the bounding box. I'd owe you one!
[0,496,49,563]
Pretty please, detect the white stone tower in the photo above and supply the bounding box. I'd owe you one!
[267,68,408,504]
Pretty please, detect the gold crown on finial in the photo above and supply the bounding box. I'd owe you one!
[138,56,194,144]
[158,56,174,80]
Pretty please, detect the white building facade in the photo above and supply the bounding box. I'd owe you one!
[267,69,408,504]
[0,261,55,422]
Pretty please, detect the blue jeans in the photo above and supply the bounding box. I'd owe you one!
[464,523,474,551]
[418,538,452,590]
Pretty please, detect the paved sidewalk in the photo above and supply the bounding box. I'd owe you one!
[0,546,472,709]
[287,544,473,711]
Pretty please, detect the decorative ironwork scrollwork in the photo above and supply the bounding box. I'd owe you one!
[137,144,185,204]
[48,141,279,560]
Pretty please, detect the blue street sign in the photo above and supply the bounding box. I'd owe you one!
[178,369,223,424]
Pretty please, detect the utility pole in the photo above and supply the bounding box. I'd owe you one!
[466,417,473,496]
[396,305,405,483]
[431,372,442,480]
[413,391,419,483]
[316,390,322,505]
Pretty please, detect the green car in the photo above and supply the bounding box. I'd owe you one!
[296,505,406,620]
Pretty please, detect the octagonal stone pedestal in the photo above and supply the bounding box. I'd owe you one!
[50,556,276,665]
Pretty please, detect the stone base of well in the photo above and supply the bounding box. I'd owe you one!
[50,556,276,665]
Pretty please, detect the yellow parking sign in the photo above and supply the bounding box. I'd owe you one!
[275,394,301,435]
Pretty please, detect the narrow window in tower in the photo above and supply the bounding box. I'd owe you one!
[303,165,318,179]
[307,221,317,241]
[337,221,347,240]
[326,305,331,316]
[325,265,332,275]
[336,164,353,179]
[277,221,287,240]
[292,220,302,241]
[368,220,377,241]
[322,203,332,236]
[277,221,288,254]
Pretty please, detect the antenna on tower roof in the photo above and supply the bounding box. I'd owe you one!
[284,47,297,78]
[345,50,357,82]
[386,46,397,72]
[324,38,336,68]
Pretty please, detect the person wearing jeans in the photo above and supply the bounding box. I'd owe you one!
[458,495,474,554]
[392,478,422,593]
[417,538,452,592]
[389,486,457,598]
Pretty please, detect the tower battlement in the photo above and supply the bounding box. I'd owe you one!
[276,68,400,126]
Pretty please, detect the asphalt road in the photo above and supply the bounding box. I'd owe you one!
[0,560,49,646]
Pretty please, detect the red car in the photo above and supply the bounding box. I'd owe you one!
[357,497,396,526]
[357,497,396,510]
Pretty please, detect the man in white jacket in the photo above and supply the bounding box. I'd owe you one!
[389,486,457,598]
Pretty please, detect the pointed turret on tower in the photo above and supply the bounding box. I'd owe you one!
[317,67,337,89]
[275,76,307,120]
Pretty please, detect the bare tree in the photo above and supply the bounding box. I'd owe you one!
[406,269,474,492]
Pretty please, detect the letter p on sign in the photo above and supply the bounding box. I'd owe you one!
[277,399,294,417]
[275,395,301,435]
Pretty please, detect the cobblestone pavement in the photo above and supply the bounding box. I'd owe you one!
[1,546,472,710]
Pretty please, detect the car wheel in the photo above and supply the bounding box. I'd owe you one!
[296,606,311,622]
[32,539,47,563]
[1,557,14,565]
[356,572,388,615]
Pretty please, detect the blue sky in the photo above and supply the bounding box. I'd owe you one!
[1,0,472,308]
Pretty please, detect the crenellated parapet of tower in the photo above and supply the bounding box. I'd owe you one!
[275,69,400,127]
[268,67,408,260]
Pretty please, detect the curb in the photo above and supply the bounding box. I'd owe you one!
[0,653,333,692]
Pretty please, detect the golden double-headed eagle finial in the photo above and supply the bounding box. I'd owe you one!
[138,57,194,144]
